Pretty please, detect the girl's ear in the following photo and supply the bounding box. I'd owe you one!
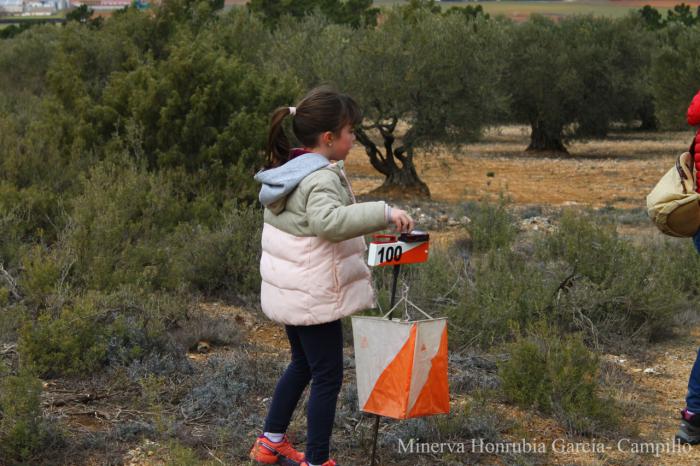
[321,131,334,145]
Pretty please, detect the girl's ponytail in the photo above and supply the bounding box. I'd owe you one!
[265,107,294,169]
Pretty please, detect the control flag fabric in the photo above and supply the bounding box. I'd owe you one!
[351,316,449,419]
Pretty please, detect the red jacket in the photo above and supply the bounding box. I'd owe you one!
[687,90,700,193]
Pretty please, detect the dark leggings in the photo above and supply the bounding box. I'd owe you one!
[263,319,344,465]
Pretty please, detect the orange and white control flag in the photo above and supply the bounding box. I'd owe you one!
[351,316,449,419]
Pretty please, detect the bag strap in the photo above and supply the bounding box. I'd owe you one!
[693,150,697,193]
[676,152,695,194]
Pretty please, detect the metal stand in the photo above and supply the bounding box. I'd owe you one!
[369,264,401,466]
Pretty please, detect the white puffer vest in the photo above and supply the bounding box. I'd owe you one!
[260,223,376,326]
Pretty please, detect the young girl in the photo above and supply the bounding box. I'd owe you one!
[677,89,700,445]
[248,85,414,466]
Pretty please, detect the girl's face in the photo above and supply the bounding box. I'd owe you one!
[331,124,356,161]
[312,123,356,162]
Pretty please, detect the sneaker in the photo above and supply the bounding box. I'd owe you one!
[249,433,305,465]
[676,408,700,445]
[300,460,338,466]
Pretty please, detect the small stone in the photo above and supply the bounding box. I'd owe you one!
[196,340,211,353]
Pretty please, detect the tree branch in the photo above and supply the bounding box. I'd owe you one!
[355,127,390,176]
[394,145,408,164]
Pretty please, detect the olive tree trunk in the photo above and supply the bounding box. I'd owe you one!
[527,120,568,153]
[355,126,430,198]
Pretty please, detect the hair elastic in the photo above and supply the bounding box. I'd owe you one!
[288,107,296,116]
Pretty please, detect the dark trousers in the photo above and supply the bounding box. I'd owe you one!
[687,232,700,411]
[263,318,344,465]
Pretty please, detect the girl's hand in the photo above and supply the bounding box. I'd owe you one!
[390,208,415,233]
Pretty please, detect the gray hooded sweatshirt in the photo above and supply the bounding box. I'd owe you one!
[253,153,390,241]
[254,153,330,211]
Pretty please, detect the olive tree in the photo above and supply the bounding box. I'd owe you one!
[651,23,700,129]
[248,0,379,28]
[506,15,651,152]
[268,9,508,196]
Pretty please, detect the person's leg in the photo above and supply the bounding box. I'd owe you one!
[687,347,700,414]
[678,348,700,444]
[296,319,344,465]
[688,232,700,411]
[263,325,313,435]
[693,229,700,254]
[677,234,700,443]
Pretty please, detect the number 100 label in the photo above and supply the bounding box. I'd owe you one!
[367,240,430,267]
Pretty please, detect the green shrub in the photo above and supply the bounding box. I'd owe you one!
[0,369,64,463]
[537,210,622,285]
[18,295,112,377]
[17,243,74,309]
[0,181,65,269]
[167,201,262,297]
[65,156,263,297]
[449,249,553,348]
[563,246,680,345]
[499,321,620,435]
[650,237,700,300]
[539,211,683,345]
[463,197,518,252]
[18,286,191,377]
[0,303,28,345]
[0,286,10,307]
[86,286,191,367]
[67,157,187,292]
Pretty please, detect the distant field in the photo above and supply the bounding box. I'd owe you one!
[1,12,66,20]
[0,11,67,27]
[223,0,700,20]
[466,1,700,20]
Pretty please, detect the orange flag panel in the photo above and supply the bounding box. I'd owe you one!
[408,326,450,417]
[362,325,417,418]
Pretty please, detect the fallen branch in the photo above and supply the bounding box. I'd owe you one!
[0,263,21,300]
[47,391,118,407]
[63,409,112,420]
[205,447,226,465]
[0,343,17,356]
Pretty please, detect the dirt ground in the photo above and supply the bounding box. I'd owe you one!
[344,125,692,210]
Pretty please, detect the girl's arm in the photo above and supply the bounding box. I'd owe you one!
[304,171,388,242]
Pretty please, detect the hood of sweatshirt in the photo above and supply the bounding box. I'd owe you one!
[254,152,331,214]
